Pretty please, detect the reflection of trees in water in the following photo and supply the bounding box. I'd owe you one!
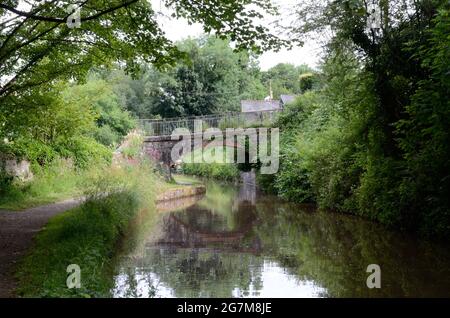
[114,179,261,298]
[115,180,450,298]
[122,248,265,298]
[196,181,238,216]
[171,249,263,297]
[238,171,257,204]
[114,184,264,298]
[253,198,450,297]
[196,177,258,218]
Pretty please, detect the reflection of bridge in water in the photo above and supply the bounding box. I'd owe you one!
[161,213,252,244]
[154,214,262,255]
[152,172,262,254]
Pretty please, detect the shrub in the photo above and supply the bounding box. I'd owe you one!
[62,78,136,142]
[93,125,121,147]
[182,161,239,182]
[0,137,58,166]
[0,158,81,210]
[54,136,112,168]
[354,157,404,225]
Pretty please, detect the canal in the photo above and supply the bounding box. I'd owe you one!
[112,176,450,298]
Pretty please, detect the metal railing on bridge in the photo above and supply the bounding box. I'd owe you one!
[139,111,279,137]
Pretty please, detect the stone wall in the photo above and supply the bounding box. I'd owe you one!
[0,157,33,181]
[156,185,206,202]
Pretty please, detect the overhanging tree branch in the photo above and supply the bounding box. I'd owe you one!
[0,0,139,23]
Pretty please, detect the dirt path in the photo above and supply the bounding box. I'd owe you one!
[0,198,84,298]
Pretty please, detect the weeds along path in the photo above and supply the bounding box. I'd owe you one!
[0,198,84,298]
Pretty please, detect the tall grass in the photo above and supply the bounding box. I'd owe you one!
[0,158,85,210]
[119,132,143,159]
[16,162,156,297]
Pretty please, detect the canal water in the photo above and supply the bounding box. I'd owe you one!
[112,176,450,298]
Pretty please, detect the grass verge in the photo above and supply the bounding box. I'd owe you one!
[0,159,86,210]
[15,162,156,297]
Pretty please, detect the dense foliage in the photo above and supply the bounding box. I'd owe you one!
[0,0,287,100]
[261,63,320,99]
[0,75,136,173]
[264,0,450,239]
[123,37,267,118]
[63,75,136,147]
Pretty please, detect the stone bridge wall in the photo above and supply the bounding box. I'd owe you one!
[143,130,259,166]
[143,135,178,165]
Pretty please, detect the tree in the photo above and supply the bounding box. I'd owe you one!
[0,0,289,102]
[62,76,136,146]
[261,63,314,98]
[0,0,292,153]
[112,36,268,118]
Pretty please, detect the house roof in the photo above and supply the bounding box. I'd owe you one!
[280,94,297,105]
[241,100,280,112]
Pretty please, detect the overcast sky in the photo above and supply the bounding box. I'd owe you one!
[151,0,323,71]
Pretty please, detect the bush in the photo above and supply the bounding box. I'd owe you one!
[54,136,112,168]
[274,145,313,202]
[182,162,240,182]
[0,136,112,209]
[62,77,136,143]
[93,125,121,147]
[262,92,322,200]
[255,172,277,194]
[354,158,404,225]
[0,138,59,166]
[267,7,450,240]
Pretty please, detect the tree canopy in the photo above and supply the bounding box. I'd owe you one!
[0,0,289,103]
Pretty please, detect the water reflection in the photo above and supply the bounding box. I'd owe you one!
[113,176,450,298]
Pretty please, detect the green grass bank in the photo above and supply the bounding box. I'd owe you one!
[15,162,157,297]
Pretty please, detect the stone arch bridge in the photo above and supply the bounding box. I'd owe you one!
[143,131,257,167]
[140,112,278,167]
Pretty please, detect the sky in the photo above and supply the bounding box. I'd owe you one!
[151,0,323,71]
